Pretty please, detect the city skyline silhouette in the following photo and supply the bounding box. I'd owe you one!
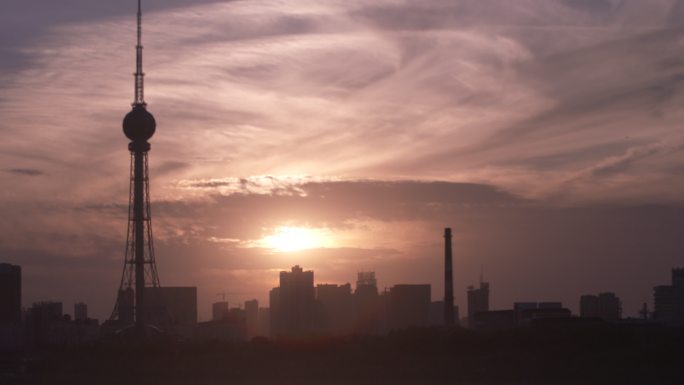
[1,0,684,333]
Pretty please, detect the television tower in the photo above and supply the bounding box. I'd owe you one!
[444,228,455,326]
[110,0,161,337]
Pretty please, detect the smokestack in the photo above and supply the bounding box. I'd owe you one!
[444,227,455,326]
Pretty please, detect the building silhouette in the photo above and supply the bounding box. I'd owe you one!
[270,265,318,337]
[195,304,247,342]
[25,301,63,345]
[212,301,229,321]
[74,302,88,322]
[472,310,516,331]
[513,302,537,313]
[387,284,431,331]
[145,287,197,336]
[653,268,684,324]
[467,280,489,327]
[257,307,270,337]
[268,287,280,336]
[109,0,162,338]
[354,272,380,334]
[28,302,62,323]
[244,299,259,337]
[580,293,622,322]
[513,302,570,326]
[317,283,353,335]
[429,301,460,326]
[0,263,21,325]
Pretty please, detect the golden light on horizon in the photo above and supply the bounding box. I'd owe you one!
[260,226,333,252]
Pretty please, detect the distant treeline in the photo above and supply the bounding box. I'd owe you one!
[2,323,683,385]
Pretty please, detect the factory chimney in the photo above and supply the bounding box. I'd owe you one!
[444,227,455,326]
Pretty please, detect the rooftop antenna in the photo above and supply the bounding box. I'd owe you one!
[134,0,145,106]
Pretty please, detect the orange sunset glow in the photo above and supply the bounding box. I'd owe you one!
[258,226,335,252]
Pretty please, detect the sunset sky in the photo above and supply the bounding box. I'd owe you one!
[1,0,684,321]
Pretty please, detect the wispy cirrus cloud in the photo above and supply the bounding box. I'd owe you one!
[4,0,684,204]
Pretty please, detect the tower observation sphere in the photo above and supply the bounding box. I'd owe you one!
[123,104,156,141]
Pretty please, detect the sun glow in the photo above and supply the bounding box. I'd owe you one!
[260,226,332,252]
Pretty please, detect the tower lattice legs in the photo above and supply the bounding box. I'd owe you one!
[110,148,160,337]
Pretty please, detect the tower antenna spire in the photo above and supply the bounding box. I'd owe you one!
[134,0,145,106]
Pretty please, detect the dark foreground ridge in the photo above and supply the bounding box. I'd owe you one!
[2,323,682,385]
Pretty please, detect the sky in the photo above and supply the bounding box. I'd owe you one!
[1,0,684,322]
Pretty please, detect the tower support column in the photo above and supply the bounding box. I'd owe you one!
[133,145,146,336]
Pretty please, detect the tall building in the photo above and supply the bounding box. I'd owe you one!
[597,293,621,322]
[653,268,684,324]
[354,272,380,334]
[653,285,677,322]
[271,265,318,337]
[25,302,63,344]
[268,287,280,337]
[257,307,270,337]
[467,280,489,327]
[317,283,353,334]
[110,0,161,338]
[580,293,621,322]
[74,302,88,321]
[580,295,600,318]
[387,284,431,331]
[212,301,229,321]
[0,263,21,324]
[244,299,259,337]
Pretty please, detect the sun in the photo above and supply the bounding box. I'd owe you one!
[260,226,330,252]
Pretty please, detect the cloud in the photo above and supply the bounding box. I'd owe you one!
[585,142,680,177]
[3,0,684,204]
[156,160,191,175]
[5,168,46,176]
